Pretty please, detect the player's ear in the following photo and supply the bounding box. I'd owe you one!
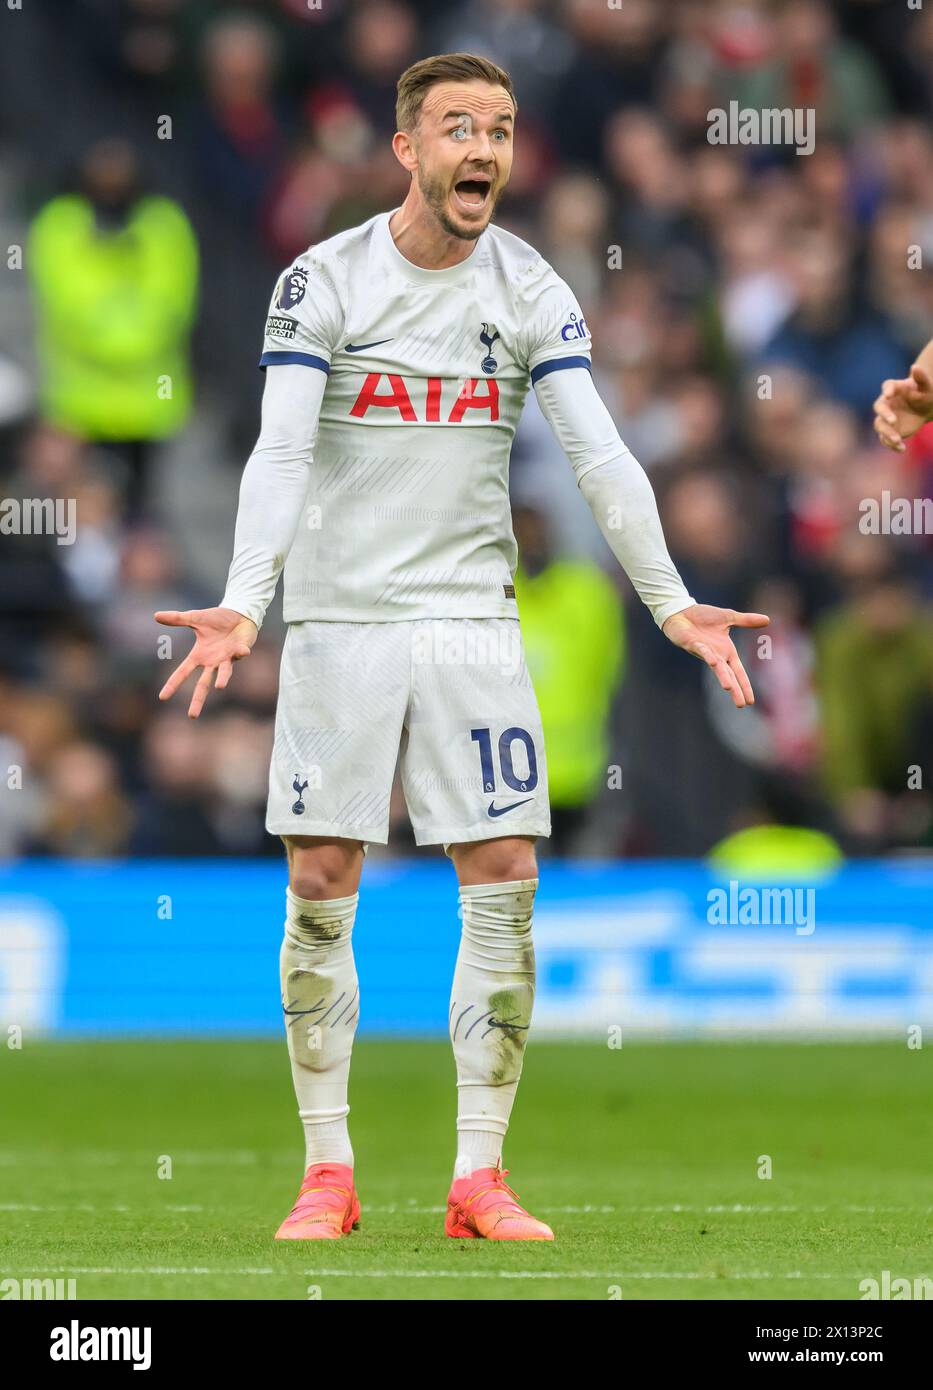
[391,129,418,174]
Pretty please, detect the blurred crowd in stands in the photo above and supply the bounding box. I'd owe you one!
[1,0,932,862]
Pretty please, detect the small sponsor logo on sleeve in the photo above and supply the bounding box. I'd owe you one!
[266,315,298,340]
[560,312,589,342]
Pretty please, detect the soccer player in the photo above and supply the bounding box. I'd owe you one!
[156,53,767,1241]
[873,339,933,451]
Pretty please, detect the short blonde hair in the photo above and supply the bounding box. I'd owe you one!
[396,52,516,134]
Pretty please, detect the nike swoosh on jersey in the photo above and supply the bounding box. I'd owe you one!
[344,338,394,352]
[487,798,533,818]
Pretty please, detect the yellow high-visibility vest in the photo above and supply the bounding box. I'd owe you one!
[28,194,199,440]
[514,559,624,807]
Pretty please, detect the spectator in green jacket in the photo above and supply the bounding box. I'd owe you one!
[512,504,624,855]
[28,138,199,516]
[815,557,933,851]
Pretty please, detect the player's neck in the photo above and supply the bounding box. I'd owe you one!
[388,200,481,272]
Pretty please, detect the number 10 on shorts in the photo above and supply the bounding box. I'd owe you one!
[471,727,539,795]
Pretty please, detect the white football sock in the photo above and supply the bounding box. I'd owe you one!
[280,887,359,1170]
[455,1127,503,1177]
[449,878,538,1180]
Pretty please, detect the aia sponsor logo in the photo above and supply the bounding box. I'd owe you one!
[349,374,499,422]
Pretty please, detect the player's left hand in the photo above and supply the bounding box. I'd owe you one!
[661,604,769,708]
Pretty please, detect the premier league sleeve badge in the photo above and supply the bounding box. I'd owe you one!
[275,265,310,312]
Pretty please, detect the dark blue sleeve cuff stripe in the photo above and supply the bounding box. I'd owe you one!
[259,351,330,373]
[530,355,592,385]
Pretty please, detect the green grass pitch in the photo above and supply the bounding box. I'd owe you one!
[2,1039,930,1301]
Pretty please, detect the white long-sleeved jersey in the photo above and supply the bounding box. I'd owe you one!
[222,208,694,630]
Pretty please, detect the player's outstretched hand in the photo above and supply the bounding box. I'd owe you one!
[872,365,933,452]
[661,604,769,709]
[154,607,258,718]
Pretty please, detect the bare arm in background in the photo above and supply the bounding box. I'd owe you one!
[873,338,933,452]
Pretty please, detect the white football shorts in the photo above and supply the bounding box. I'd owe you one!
[267,617,551,847]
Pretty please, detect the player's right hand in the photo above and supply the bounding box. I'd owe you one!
[154,606,258,718]
[872,365,933,452]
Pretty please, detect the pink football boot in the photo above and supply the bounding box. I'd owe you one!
[274,1162,360,1240]
[446,1165,554,1241]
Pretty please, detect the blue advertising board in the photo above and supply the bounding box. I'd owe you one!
[1,860,931,1037]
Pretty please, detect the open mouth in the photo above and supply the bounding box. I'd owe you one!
[452,175,492,212]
